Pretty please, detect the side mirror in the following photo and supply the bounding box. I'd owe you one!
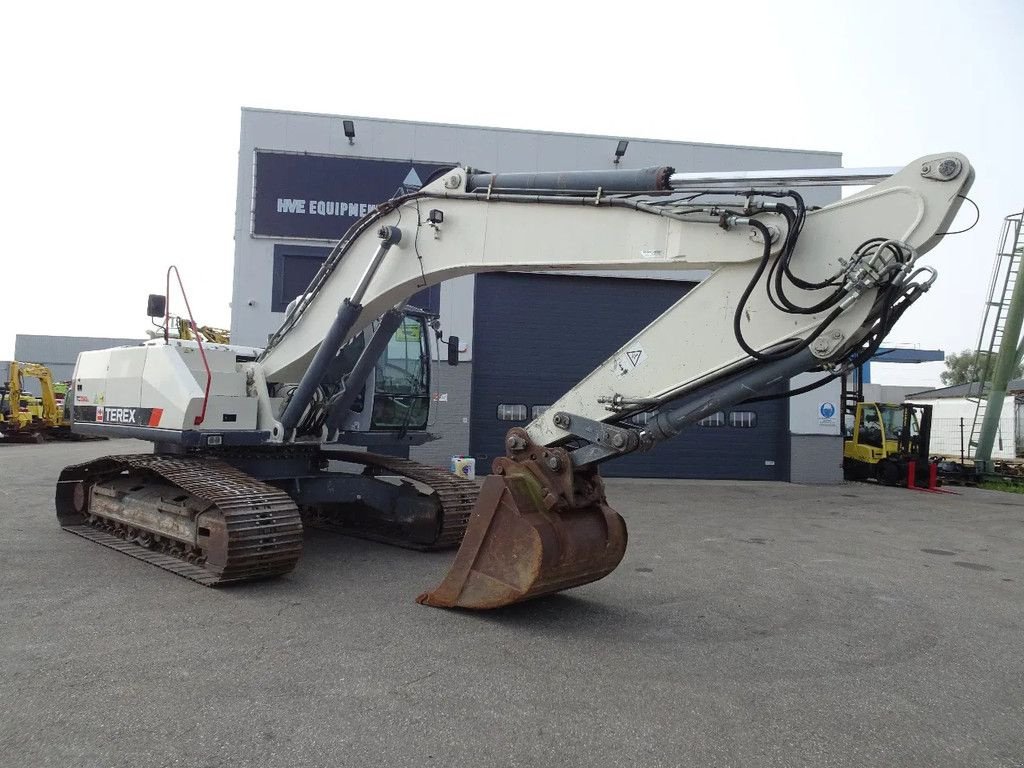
[147,294,167,318]
[447,336,460,366]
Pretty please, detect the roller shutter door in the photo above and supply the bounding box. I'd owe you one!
[470,274,789,479]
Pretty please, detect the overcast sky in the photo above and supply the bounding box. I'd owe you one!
[3,0,1021,386]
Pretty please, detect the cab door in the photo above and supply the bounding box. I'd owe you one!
[845,403,885,464]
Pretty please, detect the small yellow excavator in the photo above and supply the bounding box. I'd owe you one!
[0,362,63,442]
[175,318,230,344]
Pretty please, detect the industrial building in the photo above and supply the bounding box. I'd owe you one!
[231,108,847,482]
[905,380,1024,460]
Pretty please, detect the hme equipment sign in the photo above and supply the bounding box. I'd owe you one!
[252,150,454,240]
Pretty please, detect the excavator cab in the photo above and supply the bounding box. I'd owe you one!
[369,312,431,432]
[843,402,933,485]
[0,385,9,426]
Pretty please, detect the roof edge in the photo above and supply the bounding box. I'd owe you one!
[239,106,843,158]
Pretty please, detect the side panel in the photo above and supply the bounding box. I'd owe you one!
[470,274,790,479]
[72,344,257,435]
[791,435,843,484]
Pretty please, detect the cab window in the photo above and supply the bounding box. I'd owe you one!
[371,315,430,431]
[857,405,883,448]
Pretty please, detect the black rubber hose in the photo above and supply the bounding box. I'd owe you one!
[734,219,846,362]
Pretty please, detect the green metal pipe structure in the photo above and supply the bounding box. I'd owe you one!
[975,222,1024,474]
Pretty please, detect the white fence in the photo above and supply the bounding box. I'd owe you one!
[929,417,1018,460]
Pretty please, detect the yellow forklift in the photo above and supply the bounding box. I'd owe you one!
[842,401,935,485]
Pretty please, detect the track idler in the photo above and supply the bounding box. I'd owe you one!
[417,428,627,609]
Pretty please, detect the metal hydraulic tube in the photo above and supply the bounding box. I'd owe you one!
[667,167,900,189]
[467,166,675,193]
[324,306,406,440]
[974,265,1024,473]
[564,350,815,468]
[278,226,402,435]
[642,350,816,444]
[465,166,899,194]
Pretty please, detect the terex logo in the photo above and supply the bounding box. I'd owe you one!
[82,405,162,428]
[98,407,138,424]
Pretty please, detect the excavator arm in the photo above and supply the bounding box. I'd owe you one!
[251,153,972,608]
[4,362,60,429]
[20,363,59,424]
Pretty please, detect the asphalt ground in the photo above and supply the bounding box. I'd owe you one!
[1,439,1022,768]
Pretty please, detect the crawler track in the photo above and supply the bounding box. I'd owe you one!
[321,449,479,550]
[56,454,304,586]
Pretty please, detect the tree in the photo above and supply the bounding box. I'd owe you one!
[940,348,1024,387]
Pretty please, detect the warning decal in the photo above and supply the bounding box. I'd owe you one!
[613,344,647,377]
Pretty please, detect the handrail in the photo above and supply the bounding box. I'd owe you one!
[165,266,212,426]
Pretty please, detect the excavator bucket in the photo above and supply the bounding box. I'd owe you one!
[417,456,627,610]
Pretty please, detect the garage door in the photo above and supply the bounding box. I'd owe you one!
[470,274,789,480]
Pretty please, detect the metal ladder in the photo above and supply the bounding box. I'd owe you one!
[968,211,1024,451]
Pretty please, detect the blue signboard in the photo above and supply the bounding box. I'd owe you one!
[252,151,455,240]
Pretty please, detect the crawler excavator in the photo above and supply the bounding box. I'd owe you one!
[56,153,973,608]
[2,362,63,442]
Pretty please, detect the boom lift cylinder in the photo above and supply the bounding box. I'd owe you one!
[278,226,402,435]
[324,306,406,439]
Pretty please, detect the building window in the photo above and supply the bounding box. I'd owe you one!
[729,410,757,428]
[497,404,528,421]
[697,411,726,427]
[531,405,550,420]
[271,244,331,313]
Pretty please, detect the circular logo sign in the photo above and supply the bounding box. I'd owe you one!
[819,402,836,419]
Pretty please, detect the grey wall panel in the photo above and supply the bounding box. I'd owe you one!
[789,372,842,436]
[469,274,790,480]
[410,362,473,468]
[15,335,142,367]
[790,435,844,484]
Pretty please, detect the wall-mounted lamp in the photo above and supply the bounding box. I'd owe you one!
[343,119,355,145]
[613,139,629,165]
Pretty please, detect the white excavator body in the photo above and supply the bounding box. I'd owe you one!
[57,153,973,608]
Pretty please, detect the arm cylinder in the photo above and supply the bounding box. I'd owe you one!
[467,166,674,193]
[278,299,363,435]
[324,306,406,439]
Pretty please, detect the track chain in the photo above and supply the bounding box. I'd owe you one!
[326,449,479,549]
[57,454,303,586]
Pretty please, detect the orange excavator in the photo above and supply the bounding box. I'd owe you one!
[56,153,972,608]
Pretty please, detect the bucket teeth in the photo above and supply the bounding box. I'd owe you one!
[417,467,627,610]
